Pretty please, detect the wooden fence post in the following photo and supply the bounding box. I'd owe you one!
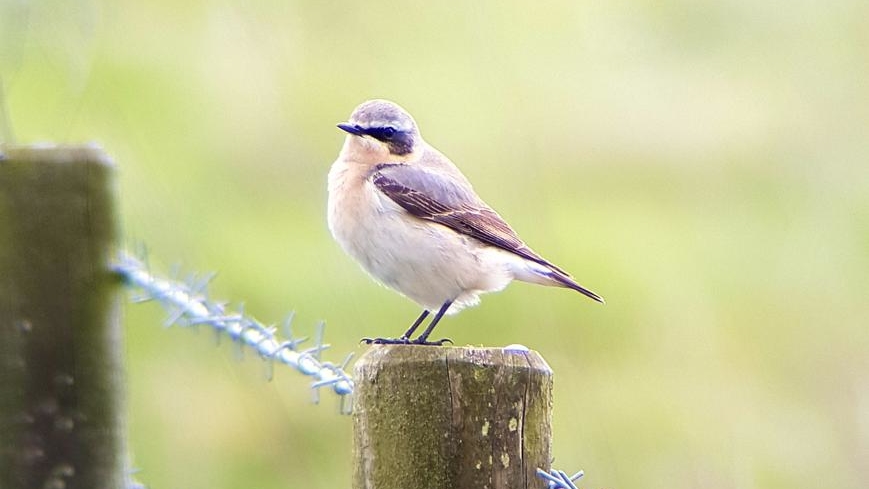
[0,144,126,489]
[353,345,553,489]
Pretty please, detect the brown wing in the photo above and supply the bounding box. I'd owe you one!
[370,164,563,272]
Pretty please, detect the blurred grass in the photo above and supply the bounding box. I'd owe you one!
[3,0,868,488]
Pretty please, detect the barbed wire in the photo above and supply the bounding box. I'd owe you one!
[113,251,355,408]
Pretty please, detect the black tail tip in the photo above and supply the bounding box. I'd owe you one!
[587,291,606,304]
[546,269,605,304]
[574,285,605,304]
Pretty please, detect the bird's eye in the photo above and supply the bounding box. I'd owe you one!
[381,127,396,139]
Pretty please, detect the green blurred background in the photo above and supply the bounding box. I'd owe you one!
[3,0,868,487]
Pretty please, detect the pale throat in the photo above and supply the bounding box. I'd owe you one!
[341,136,420,164]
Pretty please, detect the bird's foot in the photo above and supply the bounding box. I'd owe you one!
[360,336,453,346]
[410,337,453,346]
[360,336,411,345]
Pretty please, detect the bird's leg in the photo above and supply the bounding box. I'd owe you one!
[412,300,454,346]
[360,309,430,345]
[401,309,430,340]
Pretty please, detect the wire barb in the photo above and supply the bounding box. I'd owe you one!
[113,251,355,401]
[536,468,585,489]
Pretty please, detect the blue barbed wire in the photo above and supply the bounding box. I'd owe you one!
[113,251,355,406]
[537,468,585,489]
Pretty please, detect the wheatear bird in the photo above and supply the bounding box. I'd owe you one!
[328,99,603,345]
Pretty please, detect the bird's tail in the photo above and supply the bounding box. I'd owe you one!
[512,259,605,304]
[545,268,605,303]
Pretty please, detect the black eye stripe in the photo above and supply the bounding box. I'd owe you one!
[364,126,399,141]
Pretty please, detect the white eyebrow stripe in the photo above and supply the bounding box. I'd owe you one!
[357,119,414,132]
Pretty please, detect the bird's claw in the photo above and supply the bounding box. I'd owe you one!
[360,337,411,345]
[413,337,453,346]
[360,337,452,346]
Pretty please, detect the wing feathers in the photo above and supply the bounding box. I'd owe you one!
[371,164,556,270]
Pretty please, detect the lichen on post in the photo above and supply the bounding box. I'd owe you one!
[352,345,553,489]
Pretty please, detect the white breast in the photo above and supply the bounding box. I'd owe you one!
[327,160,514,313]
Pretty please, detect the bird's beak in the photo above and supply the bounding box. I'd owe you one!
[337,123,364,136]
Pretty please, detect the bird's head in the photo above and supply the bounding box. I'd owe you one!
[337,99,421,162]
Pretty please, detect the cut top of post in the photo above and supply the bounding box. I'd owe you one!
[0,142,114,166]
[355,343,552,374]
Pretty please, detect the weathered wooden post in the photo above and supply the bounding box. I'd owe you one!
[0,144,126,489]
[353,345,553,489]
